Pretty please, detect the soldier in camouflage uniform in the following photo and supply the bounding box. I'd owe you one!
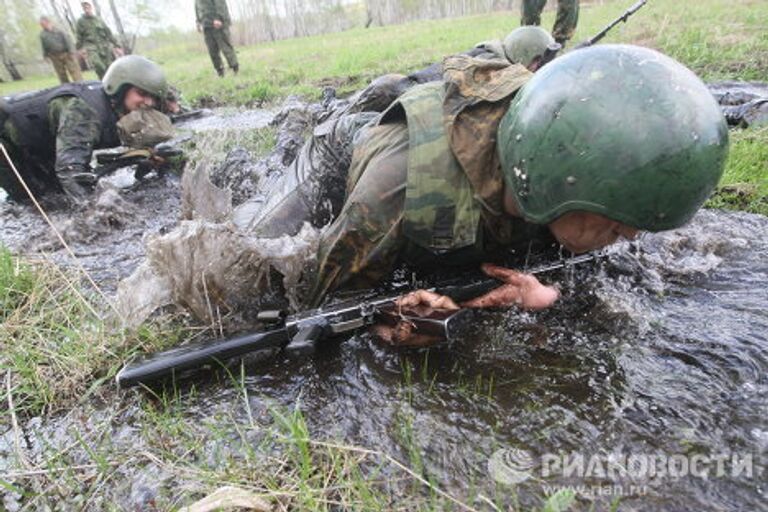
[195,0,239,77]
[521,0,579,46]
[39,16,82,84]
[296,45,728,343]
[0,56,169,203]
[76,1,122,79]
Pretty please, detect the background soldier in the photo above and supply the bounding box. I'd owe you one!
[39,16,82,84]
[195,0,239,77]
[76,1,122,79]
[521,0,579,46]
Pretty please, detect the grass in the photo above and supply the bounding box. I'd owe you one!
[0,0,766,508]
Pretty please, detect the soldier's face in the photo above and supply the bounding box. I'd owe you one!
[122,87,157,112]
[40,19,52,30]
[548,211,640,253]
[82,3,93,15]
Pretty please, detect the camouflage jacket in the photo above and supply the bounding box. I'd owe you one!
[307,56,546,306]
[195,0,232,27]
[40,27,75,57]
[75,14,118,50]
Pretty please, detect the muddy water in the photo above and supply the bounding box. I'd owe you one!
[220,208,767,510]
[5,208,763,510]
[0,108,275,292]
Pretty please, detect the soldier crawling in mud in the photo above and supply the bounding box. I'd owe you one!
[76,1,123,80]
[0,55,174,204]
[130,40,727,348]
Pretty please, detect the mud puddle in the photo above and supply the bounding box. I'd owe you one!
[0,107,275,292]
[1,208,766,510]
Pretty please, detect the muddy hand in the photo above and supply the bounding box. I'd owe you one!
[373,290,459,347]
[461,263,560,310]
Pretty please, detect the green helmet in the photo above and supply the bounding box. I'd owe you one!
[498,44,729,232]
[102,55,168,100]
[503,26,557,69]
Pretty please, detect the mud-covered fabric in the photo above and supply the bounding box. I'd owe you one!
[308,122,410,305]
[40,27,75,57]
[521,0,579,43]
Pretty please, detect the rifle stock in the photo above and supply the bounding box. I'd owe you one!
[116,253,597,389]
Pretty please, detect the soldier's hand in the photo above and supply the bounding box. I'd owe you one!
[196,23,202,32]
[372,290,460,347]
[113,47,124,58]
[461,264,559,310]
[212,19,223,29]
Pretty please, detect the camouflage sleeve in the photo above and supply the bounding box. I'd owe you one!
[40,33,48,58]
[49,97,102,173]
[307,122,410,307]
[64,30,76,54]
[195,0,203,24]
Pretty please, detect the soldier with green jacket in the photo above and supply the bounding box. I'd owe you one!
[522,0,579,46]
[250,46,726,345]
[0,56,171,204]
[195,0,239,77]
[39,16,83,84]
[76,1,122,79]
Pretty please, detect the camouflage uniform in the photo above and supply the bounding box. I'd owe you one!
[195,0,239,75]
[305,56,553,306]
[40,26,82,83]
[521,0,579,44]
[75,13,119,79]
[0,82,120,201]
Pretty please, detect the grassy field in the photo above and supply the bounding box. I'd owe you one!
[0,0,766,509]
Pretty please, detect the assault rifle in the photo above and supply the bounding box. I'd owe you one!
[169,108,209,124]
[95,138,188,180]
[539,0,648,66]
[116,253,597,388]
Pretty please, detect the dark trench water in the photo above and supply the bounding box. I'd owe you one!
[0,108,766,510]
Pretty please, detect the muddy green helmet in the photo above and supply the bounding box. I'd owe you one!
[503,27,558,69]
[498,44,729,232]
[103,55,167,100]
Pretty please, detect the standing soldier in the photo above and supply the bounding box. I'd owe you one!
[75,1,123,79]
[521,0,579,46]
[39,16,83,84]
[195,0,239,77]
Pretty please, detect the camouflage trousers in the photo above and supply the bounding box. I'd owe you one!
[203,27,239,74]
[48,52,83,84]
[521,0,579,43]
[83,44,114,79]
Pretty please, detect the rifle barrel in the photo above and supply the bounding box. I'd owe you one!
[116,328,290,387]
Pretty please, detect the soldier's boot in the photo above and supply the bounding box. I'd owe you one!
[232,64,239,75]
[216,67,225,77]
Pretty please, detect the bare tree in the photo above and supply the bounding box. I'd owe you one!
[106,0,131,52]
[0,29,23,80]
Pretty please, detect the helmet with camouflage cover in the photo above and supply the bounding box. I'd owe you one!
[103,55,168,100]
[498,44,729,232]
[503,26,558,69]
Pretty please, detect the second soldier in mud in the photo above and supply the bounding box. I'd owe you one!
[0,56,172,204]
